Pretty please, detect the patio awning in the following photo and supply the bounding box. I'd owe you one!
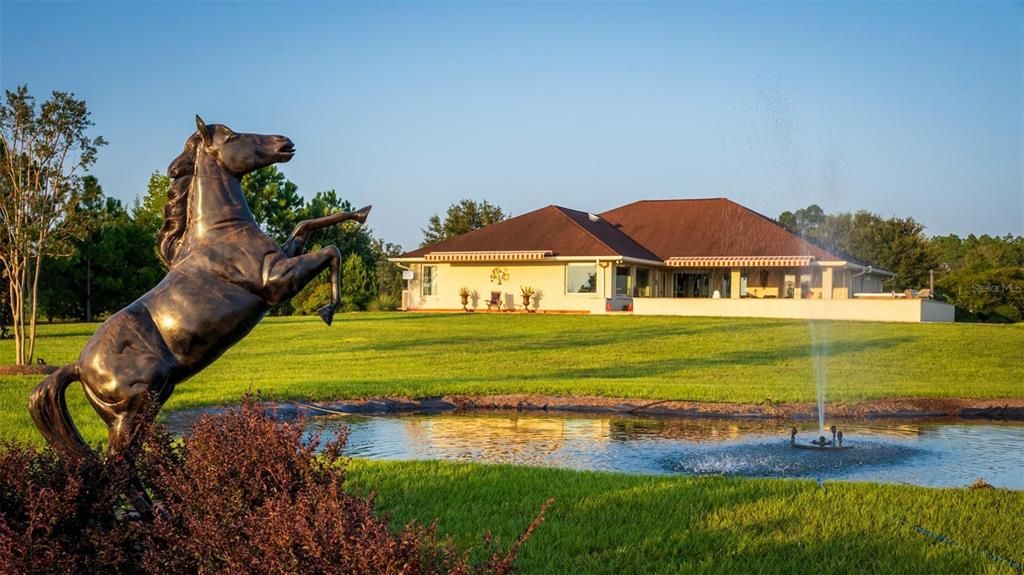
[423,250,553,262]
[665,256,815,268]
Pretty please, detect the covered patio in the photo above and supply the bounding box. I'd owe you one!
[613,256,887,302]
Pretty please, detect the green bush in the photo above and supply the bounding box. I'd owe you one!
[291,282,332,315]
[368,292,400,311]
[341,253,371,311]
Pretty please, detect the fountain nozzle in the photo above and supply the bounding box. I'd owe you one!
[790,426,848,449]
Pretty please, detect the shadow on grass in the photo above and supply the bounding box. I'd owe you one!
[262,333,916,399]
[337,320,791,355]
[483,336,914,383]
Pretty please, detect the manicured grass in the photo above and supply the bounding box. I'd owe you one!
[1,313,1022,445]
[346,460,1024,574]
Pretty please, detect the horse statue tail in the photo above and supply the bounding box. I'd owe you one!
[29,363,93,460]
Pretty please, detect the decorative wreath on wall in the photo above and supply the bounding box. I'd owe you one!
[490,267,510,285]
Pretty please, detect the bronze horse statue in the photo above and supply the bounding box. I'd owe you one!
[29,116,368,511]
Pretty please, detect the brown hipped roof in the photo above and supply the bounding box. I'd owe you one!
[398,205,662,261]
[396,198,867,266]
[599,198,843,261]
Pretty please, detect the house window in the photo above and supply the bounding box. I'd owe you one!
[567,263,597,294]
[615,266,632,296]
[422,265,437,296]
[636,269,651,297]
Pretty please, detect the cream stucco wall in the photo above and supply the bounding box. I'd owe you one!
[395,260,921,320]
[403,261,613,313]
[631,297,954,322]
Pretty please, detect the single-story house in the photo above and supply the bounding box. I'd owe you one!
[390,198,954,322]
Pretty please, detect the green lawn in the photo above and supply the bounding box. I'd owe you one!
[1,313,1022,445]
[2,314,1022,574]
[347,460,1024,574]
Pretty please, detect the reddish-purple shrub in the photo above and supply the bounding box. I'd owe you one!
[0,401,544,574]
[0,441,142,574]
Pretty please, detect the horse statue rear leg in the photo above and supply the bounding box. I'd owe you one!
[101,389,159,520]
[32,357,166,520]
[79,363,173,520]
[274,205,371,325]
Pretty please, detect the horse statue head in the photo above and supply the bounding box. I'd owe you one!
[191,115,295,175]
[160,116,301,267]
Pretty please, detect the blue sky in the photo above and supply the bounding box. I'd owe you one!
[2,1,1021,249]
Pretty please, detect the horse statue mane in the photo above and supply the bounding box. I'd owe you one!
[160,132,203,267]
[28,116,371,519]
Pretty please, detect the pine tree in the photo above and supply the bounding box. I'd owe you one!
[341,253,371,311]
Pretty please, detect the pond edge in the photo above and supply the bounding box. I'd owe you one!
[164,395,1024,431]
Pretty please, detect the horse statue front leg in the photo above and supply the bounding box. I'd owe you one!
[265,205,371,325]
[280,205,371,257]
[263,246,342,325]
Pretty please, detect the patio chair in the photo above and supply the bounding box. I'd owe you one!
[484,291,503,312]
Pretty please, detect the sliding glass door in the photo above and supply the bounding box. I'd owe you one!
[673,272,710,298]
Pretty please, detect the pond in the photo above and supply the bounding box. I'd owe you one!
[305,412,1024,489]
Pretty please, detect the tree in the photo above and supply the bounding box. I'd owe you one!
[241,166,303,244]
[0,86,106,364]
[850,214,939,291]
[932,233,1024,320]
[341,253,371,311]
[778,204,825,238]
[37,180,164,323]
[371,238,404,299]
[778,206,939,291]
[134,171,170,241]
[37,176,105,322]
[420,199,507,247]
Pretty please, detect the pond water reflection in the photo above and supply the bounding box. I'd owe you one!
[306,412,1024,489]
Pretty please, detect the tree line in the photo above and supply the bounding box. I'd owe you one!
[778,205,1024,322]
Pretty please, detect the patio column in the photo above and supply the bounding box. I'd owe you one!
[822,267,834,300]
[730,268,741,299]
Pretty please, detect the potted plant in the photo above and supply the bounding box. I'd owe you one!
[458,287,472,311]
[520,286,536,310]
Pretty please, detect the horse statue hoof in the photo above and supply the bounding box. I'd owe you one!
[354,205,372,224]
[317,304,336,326]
